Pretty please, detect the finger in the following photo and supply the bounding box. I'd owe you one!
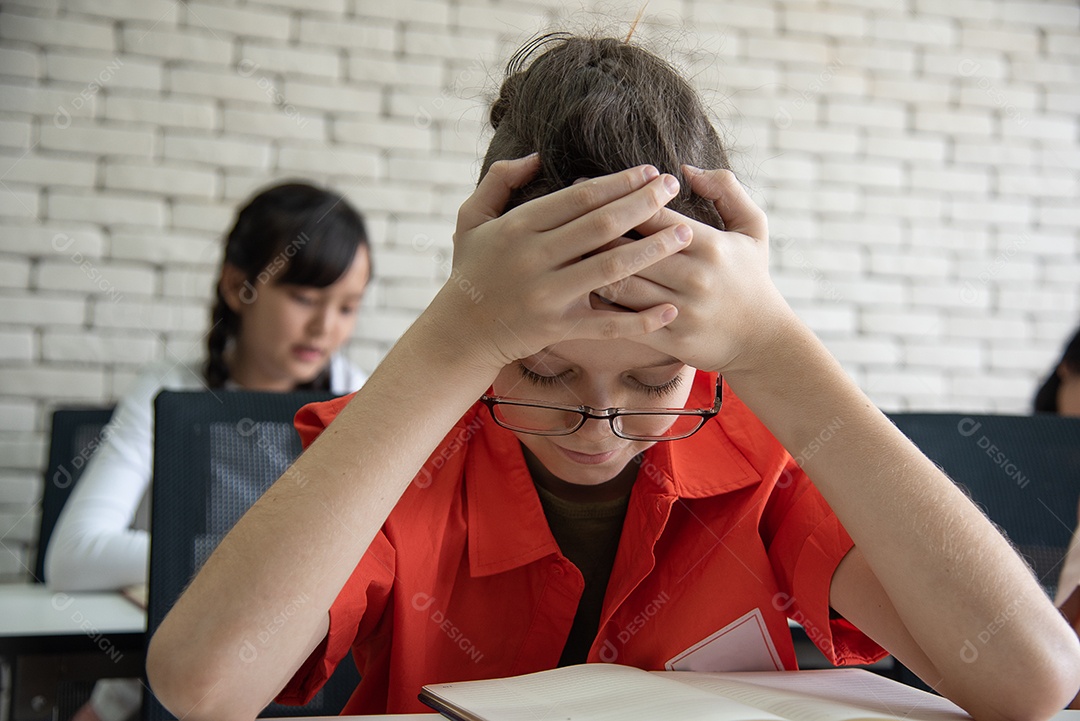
[633,205,708,240]
[625,209,710,289]
[456,154,541,233]
[571,303,679,342]
[561,221,691,296]
[682,166,768,240]
[582,235,636,259]
[548,174,682,264]
[589,291,635,312]
[522,164,661,232]
[592,275,674,312]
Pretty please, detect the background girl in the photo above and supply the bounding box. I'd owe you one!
[46,180,371,721]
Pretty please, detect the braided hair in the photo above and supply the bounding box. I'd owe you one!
[205,181,370,389]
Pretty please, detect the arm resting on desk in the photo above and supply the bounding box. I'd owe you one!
[722,311,1080,721]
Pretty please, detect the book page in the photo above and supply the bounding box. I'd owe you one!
[421,664,785,721]
[660,669,970,721]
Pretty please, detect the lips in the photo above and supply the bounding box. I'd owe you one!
[291,345,325,363]
[555,445,619,465]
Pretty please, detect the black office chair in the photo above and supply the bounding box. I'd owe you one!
[36,407,116,583]
[12,408,123,721]
[145,390,360,720]
[888,413,1080,597]
[885,412,1080,691]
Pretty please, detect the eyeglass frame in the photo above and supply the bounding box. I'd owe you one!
[479,374,723,442]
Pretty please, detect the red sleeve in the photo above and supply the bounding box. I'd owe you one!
[275,533,395,705]
[293,392,358,449]
[274,392,395,706]
[761,457,887,667]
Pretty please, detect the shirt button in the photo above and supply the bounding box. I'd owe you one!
[552,564,564,576]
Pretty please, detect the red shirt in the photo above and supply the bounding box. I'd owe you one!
[277,371,885,714]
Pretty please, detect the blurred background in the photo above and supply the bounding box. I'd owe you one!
[0,0,1078,582]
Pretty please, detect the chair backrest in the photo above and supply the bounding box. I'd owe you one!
[887,413,1080,600]
[36,406,116,583]
[146,390,360,720]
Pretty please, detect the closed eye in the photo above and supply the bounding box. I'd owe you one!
[519,363,684,400]
[632,374,684,398]
[518,364,567,387]
[290,291,318,307]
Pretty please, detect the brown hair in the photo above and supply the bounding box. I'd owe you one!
[481,33,731,230]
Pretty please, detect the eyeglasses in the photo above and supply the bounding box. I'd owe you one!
[480,376,722,442]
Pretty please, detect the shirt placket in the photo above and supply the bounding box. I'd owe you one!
[589,488,676,662]
[509,553,585,673]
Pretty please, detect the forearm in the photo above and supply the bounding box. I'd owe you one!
[45,528,147,591]
[724,309,1080,719]
[147,291,501,721]
[633,164,1078,717]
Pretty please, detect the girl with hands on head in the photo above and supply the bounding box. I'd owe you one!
[148,33,1079,721]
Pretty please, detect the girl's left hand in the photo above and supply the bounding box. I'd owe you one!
[595,166,795,374]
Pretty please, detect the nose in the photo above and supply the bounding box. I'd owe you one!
[576,416,616,441]
[573,389,620,440]
[306,304,332,338]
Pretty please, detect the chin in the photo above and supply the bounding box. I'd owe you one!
[538,447,637,486]
[558,468,623,486]
[288,361,327,384]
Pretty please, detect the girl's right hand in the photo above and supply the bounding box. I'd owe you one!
[432,154,692,373]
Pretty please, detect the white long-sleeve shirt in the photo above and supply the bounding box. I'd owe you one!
[44,355,367,591]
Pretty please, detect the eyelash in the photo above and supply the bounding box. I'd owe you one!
[639,375,684,398]
[517,365,565,388]
[517,365,683,398]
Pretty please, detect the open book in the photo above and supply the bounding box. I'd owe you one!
[418,664,973,721]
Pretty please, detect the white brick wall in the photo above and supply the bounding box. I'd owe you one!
[0,0,1078,582]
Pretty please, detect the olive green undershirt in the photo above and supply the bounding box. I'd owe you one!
[533,480,632,666]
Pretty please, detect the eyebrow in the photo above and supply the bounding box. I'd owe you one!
[537,350,683,370]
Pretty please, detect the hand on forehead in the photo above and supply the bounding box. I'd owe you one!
[578,166,765,314]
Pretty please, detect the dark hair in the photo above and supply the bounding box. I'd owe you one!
[481,33,731,229]
[205,181,370,389]
[1034,327,1080,414]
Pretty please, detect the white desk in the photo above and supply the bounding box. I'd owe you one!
[0,583,146,721]
[0,583,145,639]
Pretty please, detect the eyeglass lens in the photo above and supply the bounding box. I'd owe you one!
[489,403,704,439]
